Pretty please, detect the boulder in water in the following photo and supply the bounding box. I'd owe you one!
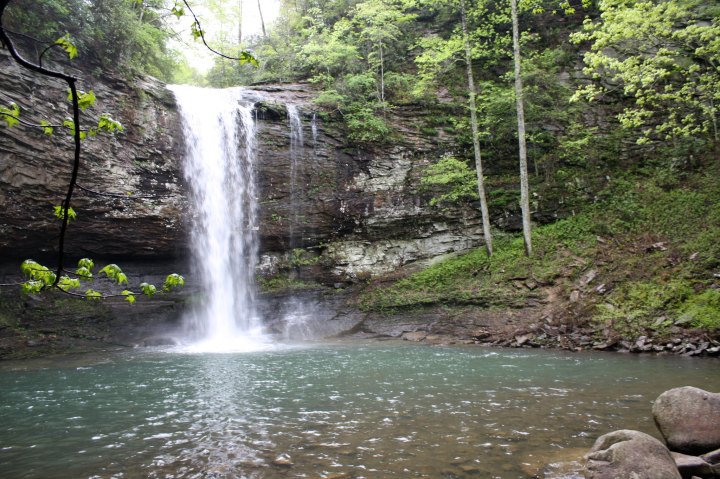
[584,429,681,479]
[653,387,720,455]
[272,453,293,467]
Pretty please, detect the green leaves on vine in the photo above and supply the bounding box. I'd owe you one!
[122,290,136,304]
[163,273,185,291]
[18,258,183,302]
[20,260,56,293]
[40,120,54,135]
[85,289,102,300]
[140,282,157,297]
[53,205,77,221]
[171,5,185,19]
[99,264,128,285]
[54,34,78,60]
[68,90,96,111]
[0,102,20,128]
[190,21,204,40]
[96,114,123,134]
[58,276,81,292]
[238,51,260,67]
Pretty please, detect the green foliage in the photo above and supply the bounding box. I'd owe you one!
[139,282,157,297]
[85,289,102,300]
[345,106,391,143]
[20,260,56,293]
[258,276,315,293]
[57,276,81,292]
[571,0,720,144]
[596,280,720,334]
[0,102,20,128]
[677,290,720,330]
[595,280,693,336]
[95,114,123,134]
[5,0,182,81]
[591,168,720,268]
[163,273,185,292]
[421,153,479,205]
[122,290,136,304]
[67,90,96,111]
[55,34,78,59]
[288,249,320,267]
[78,258,94,270]
[362,215,596,311]
[99,264,128,285]
[53,205,76,222]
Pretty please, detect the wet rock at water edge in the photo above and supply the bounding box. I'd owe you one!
[653,387,720,455]
[671,452,720,479]
[272,453,294,467]
[402,331,428,342]
[584,430,681,479]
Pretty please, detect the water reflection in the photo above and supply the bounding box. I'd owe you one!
[0,343,718,479]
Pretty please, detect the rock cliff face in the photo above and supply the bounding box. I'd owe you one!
[0,49,484,281]
[0,49,185,260]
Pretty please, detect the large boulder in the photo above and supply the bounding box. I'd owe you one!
[653,387,720,455]
[584,429,681,479]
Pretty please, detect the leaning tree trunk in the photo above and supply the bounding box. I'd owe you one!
[460,0,493,256]
[238,0,243,44]
[257,0,266,37]
[511,0,532,256]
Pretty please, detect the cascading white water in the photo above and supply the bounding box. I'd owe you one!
[282,105,314,339]
[287,104,304,249]
[170,85,270,352]
[311,112,319,148]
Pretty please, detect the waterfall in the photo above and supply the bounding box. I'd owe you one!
[311,112,319,148]
[170,85,269,352]
[287,104,304,250]
[282,105,314,339]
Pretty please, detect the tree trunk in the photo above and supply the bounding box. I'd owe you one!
[238,0,243,44]
[257,0,266,37]
[460,0,493,257]
[511,0,532,256]
[138,1,146,23]
[379,43,385,105]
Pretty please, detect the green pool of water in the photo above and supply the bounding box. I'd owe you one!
[1,340,718,478]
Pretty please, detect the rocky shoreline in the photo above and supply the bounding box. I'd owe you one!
[2,282,719,360]
[585,386,720,479]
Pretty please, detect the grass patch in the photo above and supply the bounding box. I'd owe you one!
[362,162,720,337]
[258,276,318,293]
[360,215,597,311]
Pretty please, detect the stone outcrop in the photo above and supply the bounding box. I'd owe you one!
[584,429,682,479]
[653,387,720,455]
[0,50,484,282]
[584,388,720,479]
[251,88,483,281]
[0,49,185,259]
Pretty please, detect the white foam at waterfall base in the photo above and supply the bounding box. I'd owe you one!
[169,85,273,353]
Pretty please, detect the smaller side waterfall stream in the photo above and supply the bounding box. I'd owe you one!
[170,85,270,352]
[287,104,304,250]
[282,104,314,339]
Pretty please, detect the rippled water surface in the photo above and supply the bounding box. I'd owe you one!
[1,341,718,479]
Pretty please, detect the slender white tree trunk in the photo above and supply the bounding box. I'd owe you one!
[238,0,243,44]
[511,0,532,256]
[257,0,266,37]
[461,0,493,256]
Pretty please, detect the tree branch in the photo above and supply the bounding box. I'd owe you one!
[0,0,81,287]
